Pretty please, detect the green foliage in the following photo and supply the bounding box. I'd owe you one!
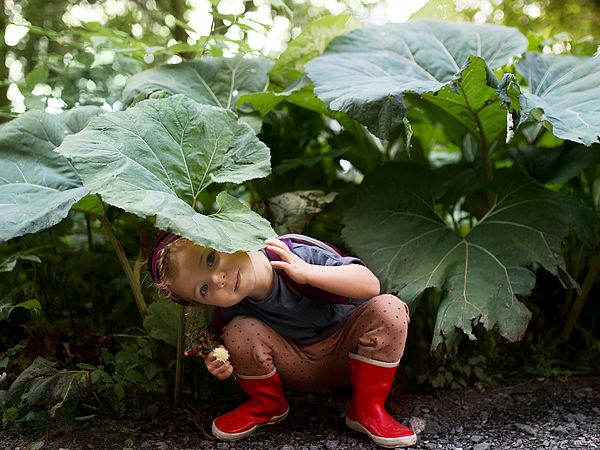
[0,110,92,243]
[0,299,43,322]
[1,5,600,427]
[421,355,491,390]
[305,20,528,139]
[122,56,274,109]
[510,52,600,146]
[56,95,275,251]
[306,19,600,352]
[79,337,166,407]
[343,162,596,351]
[143,301,181,347]
[2,357,90,423]
[269,14,354,88]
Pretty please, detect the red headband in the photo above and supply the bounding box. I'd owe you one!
[148,230,180,284]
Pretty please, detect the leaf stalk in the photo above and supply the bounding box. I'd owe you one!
[99,216,148,318]
[561,251,600,341]
[174,306,186,406]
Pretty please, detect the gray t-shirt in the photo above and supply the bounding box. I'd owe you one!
[221,243,365,345]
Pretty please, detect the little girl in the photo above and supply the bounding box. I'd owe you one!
[148,231,417,448]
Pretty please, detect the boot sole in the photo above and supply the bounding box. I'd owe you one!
[211,408,289,441]
[346,417,417,448]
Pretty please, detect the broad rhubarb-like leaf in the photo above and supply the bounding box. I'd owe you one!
[121,56,273,109]
[343,162,594,351]
[513,52,600,146]
[306,20,527,139]
[409,55,508,149]
[269,14,353,87]
[56,95,274,252]
[0,110,97,243]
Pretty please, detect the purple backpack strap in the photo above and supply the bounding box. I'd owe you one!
[265,235,350,305]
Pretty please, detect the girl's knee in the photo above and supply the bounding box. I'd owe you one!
[356,295,410,363]
[366,294,410,327]
[222,315,270,348]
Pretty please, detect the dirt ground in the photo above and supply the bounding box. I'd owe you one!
[3,375,599,450]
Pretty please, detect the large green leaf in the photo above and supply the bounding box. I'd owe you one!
[0,110,97,243]
[505,143,600,184]
[143,300,180,347]
[121,56,274,109]
[343,162,594,351]
[306,20,527,139]
[56,95,274,252]
[513,52,600,146]
[408,55,508,151]
[238,77,330,116]
[269,14,353,87]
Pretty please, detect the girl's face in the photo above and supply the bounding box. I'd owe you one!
[168,240,258,307]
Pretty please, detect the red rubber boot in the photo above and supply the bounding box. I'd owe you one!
[211,370,289,441]
[346,354,417,448]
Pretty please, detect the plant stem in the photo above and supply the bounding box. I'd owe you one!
[564,244,585,314]
[457,82,496,213]
[48,230,76,333]
[86,215,99,331]
[561,251,600,341]
[99,216,148,318]
[174,306,185,406]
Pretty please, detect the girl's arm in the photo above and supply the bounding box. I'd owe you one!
[265,238,380,299]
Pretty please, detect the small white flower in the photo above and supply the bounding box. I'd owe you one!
[213,347,230,363]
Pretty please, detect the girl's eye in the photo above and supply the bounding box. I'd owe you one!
[207,251,215,267]
[200,284,208,296]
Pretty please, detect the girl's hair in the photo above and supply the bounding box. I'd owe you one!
[148,231,190,306]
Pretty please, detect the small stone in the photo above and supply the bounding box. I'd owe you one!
[471,435,484,443]
[216,443,230,450]
[553,425,568,435]
[325,440,339,450]
[155,442,168,450]
[473,444,490,450]
[543,440,550,447]
[409,416,427,435]
[515,423,538,435]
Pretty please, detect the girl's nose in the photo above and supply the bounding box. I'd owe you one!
[213,271,226,288]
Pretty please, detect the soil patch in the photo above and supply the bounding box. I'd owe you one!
[3,375,599,450]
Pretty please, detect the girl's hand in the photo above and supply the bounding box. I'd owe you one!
[266,238,313,284]
[205,345,234,380]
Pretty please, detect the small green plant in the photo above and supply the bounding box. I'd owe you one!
[1,357,91,434]
[78,337,167,409]
[418,354,492,390]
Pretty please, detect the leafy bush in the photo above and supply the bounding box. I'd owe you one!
[1,9,600,422]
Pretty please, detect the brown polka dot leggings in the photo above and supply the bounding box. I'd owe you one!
[221,294,410,391]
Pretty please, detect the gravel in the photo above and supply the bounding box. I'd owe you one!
[2,375,599,450]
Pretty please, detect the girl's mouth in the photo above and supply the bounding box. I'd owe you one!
[235,271,240,291]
